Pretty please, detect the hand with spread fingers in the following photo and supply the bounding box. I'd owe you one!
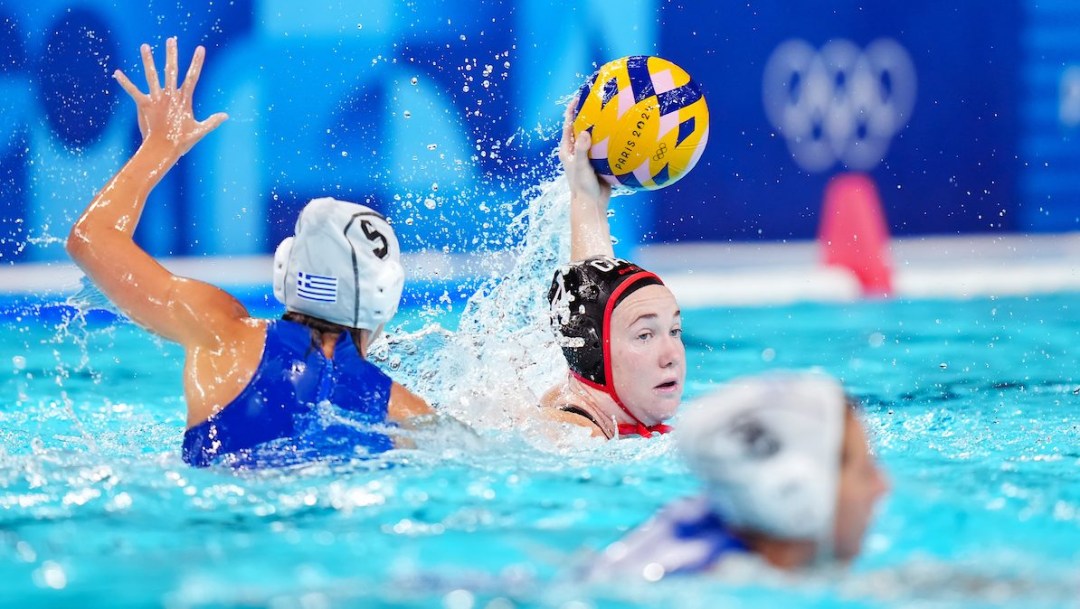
[114,36,227,158]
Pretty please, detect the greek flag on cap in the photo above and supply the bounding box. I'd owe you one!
[296,271,338,303]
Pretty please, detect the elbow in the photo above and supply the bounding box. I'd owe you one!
[65,223,91,264]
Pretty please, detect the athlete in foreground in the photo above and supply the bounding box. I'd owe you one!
[587,372,889,578]
[66,38,431,468]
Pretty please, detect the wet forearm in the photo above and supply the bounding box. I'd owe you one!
[68,139,179,251]
[570,189,614,261]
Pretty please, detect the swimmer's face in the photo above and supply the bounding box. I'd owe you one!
[833,409,889,561]
[609,284,685,425]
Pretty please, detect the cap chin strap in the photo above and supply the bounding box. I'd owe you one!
[618,420,673,439]
[569,371,672,438]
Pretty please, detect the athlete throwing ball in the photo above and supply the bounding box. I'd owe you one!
[539,101,685,439]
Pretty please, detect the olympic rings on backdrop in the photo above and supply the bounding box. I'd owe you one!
[762,38,917,173]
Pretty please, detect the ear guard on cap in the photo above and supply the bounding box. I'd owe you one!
[689,429,833,540]
[363,257,405,327]
[272,237,294,306]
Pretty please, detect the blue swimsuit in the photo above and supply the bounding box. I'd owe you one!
[182,320,394,468]
[587,496,748,579]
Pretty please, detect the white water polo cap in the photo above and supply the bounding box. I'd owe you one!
[273,197,404,330]
[677,372,847,541]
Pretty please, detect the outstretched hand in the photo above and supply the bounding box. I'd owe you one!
[114,37,228,158]
[559,99,611,204]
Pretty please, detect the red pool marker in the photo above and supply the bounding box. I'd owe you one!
[818,172,894,297]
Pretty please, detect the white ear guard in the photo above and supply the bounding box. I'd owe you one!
[696,436,833,540]
[364,258,404,326]
[272,236,294,306]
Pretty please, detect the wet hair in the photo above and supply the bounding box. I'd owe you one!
[282,311,368,358]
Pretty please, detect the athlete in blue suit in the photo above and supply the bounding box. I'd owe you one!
[67,38,431,467]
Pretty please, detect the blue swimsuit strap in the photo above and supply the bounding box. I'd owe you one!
[671,509,749,573]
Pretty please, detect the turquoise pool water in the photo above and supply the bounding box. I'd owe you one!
[1,287,1078,608]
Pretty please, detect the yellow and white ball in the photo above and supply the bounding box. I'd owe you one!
[573,55,709,191]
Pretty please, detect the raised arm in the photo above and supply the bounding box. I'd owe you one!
[559,100,615,261]
[66,38,237,347]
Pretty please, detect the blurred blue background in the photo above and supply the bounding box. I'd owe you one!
[0,0,1077,264]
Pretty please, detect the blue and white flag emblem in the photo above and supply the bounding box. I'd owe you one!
[296,271,338,303]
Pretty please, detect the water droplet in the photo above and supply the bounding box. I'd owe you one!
[427,143,438,150]
[642,562,666,582]
[15,541,36,562]
[12,355,26,371]
[110,492,133,511]
[431,182,439,192]
[403,110,412,119]
[357,23,363,30]
[424,198,437,210]
[939,362,948,369]
[37,561,67,590]
[444,589,474,609]
[410,76,418,85]
[761,348,776,362]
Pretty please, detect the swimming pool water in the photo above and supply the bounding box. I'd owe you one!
[1,290,1077,608]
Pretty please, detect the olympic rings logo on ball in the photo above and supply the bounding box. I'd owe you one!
[652,142,668,162]
[762,38,917,173]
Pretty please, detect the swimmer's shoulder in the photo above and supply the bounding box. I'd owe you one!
[182,316,270,425]
[220,315,270,351]
[539,384,613,439]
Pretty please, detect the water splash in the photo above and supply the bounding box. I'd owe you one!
[384,175,572,431]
